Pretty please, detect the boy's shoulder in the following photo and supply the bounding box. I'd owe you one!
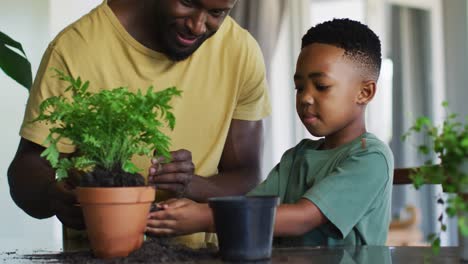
[280,133,393,168]
[293,133,392,154]
[355,133,393,162]
[347,133,394,179]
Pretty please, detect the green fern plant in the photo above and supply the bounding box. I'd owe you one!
[403,101,468,254]
[33,69,181,181]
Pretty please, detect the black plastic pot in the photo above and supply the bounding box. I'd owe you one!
[208,196,279,261]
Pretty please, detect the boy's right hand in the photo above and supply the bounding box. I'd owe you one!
[47,180,85,230]
[146,198,213,236]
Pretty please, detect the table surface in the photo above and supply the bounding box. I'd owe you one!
[0,245,462,263]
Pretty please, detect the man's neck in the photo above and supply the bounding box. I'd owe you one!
[107,0,162,52]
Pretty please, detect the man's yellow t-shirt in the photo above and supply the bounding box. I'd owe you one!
[20,1,270,248]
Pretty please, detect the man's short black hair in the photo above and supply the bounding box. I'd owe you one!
[302,18,382,81]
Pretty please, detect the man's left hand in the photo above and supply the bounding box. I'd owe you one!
[148,149,194,197]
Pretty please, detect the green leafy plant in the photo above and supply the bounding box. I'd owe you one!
[0,30,32,89]
[403,101,468,254]
[33,69,181,181]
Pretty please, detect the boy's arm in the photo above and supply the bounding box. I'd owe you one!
[146,198,327,237]
[274,198,328,236]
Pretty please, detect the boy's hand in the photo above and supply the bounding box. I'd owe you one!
[146,198,213,236]
[148,150,194,197]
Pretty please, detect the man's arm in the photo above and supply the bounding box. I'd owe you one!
[8,138,56,218]
[149,119,264,202]
[187,119,264,200]
[7,138,85,229]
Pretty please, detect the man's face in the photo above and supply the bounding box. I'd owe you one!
[294,43,364,138]
[154,0,237,61]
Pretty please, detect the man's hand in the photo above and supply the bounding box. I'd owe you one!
[47,180,85,230]
[147,119,264,202]
[148,149,194,197]
[146,198,213,236]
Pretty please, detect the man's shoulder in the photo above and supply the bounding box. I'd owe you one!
[218,16,251,40]
[211,16,260,52]
[49,4,108,54]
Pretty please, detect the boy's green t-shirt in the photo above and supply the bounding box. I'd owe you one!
[249,133,394,247]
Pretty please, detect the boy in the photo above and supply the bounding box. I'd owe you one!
[146,18,394,246]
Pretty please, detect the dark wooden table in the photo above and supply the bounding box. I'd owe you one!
[0,245,462,263]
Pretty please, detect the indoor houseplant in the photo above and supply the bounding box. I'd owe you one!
[33,69,181,258]
[0,30,32,89]
[403,102,468,258]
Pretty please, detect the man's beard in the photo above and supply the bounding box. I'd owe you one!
[163,42,203,61]
[161,31,216,61]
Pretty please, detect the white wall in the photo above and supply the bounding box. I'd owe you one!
[0,0,100,252]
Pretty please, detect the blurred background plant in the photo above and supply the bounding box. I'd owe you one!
[0,30,32,89]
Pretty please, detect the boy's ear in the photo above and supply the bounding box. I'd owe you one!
[356,80,376,105]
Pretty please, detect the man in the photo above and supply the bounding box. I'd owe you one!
[8,0,270,248]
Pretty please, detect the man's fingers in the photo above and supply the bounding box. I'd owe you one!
[57,215,86,230]
[152,150,191,163]
[49,181,77,204]
[56,206,85,230]
[151,173,191,184]
[154,183,185,194]
[151,162,194,175]
[53,202,83,217]
[170,149,192,162]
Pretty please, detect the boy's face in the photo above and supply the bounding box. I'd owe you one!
[294,43,367,138]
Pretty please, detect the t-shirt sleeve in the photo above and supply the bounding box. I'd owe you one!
[232,33,271,121]
[19,44,76,153]
[302,149,391,239]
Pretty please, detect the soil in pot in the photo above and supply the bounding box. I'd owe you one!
[80,166,145,187]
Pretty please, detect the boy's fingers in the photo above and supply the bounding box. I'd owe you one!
[147,219,175,229]
[145,227,174,236]
[156,198,178,208]
[158,198,190,209]
[148,209,177,220]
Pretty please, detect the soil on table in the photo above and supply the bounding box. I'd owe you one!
[80,166,146,187]
[14,237,218,263]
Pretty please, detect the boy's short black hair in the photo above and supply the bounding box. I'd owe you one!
[302,18,382,81]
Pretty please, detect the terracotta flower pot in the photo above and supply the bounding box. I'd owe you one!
[77,186,155,258]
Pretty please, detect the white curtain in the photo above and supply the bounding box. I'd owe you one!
[388,4,457,245]
[230,0,311,175]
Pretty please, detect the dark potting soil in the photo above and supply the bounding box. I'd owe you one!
[80,166,145,187]
[17,237,218,263]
